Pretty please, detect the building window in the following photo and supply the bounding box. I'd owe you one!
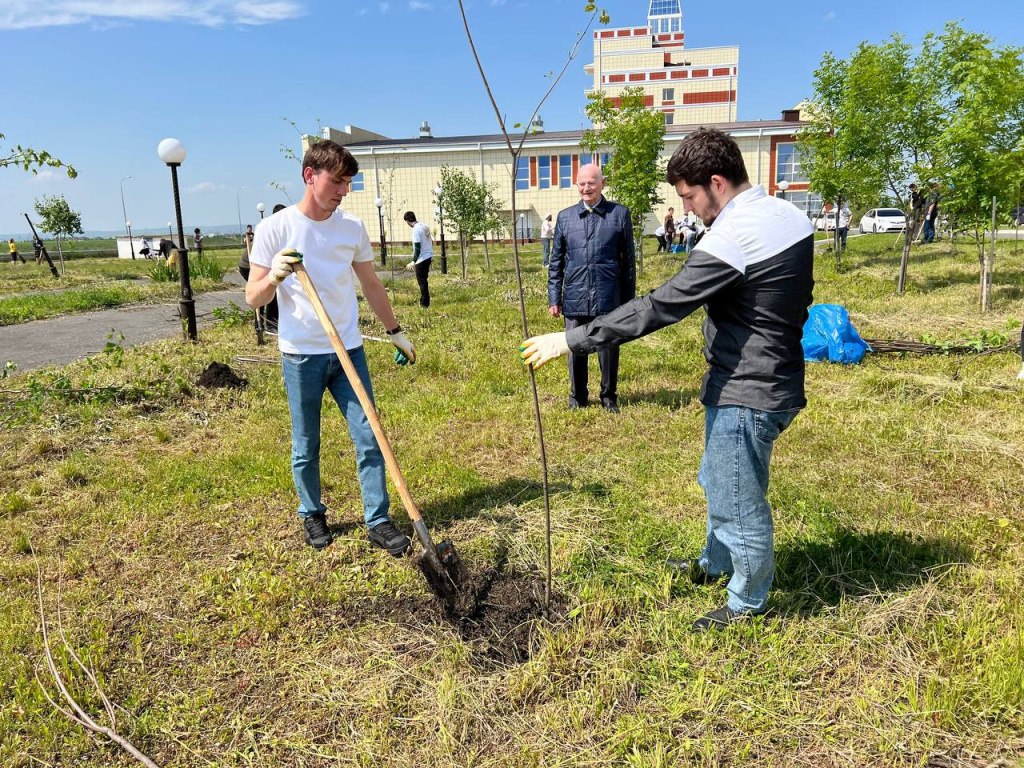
[649,0,680,16]
[776,189,823,220]
[559,155,572,189]
[538,156,551,189]
[664,112,674,126]
[351,172,365,191]
[662,87,674,102]
[775,143,808,184]
[515,156,530,191]
[600,153,610,171]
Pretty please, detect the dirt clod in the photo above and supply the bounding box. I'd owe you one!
[197,362,247,390]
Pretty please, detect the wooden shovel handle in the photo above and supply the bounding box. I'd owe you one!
[292,263,424,524]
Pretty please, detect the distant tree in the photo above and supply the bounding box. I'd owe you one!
[34,194,83,273]
[437,165,499,278]
[581,87,664,276]
[1,132,76,177]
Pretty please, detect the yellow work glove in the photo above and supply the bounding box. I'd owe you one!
[519,332,569,370]
[269,249,302,285]
[387,328,416,365]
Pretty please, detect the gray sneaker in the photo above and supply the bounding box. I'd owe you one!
[303,514,334,550]
[368,521,411,557]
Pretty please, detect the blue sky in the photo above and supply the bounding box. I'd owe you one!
[1,0,1022,237]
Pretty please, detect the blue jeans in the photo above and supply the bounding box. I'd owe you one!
[542,238,552,266]
[837,226,848,250]
[922,219,936,244]
[697,405,798,614]
[281,347,390,528]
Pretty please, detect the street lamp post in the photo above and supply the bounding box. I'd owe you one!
[434,184,447,275]
[374,197,388,267]
[167,221,173,240]
[125,221,135,260]
[158,138,198,341]
[253,202,267,345]
[236,186,247,243]
[257,202,266,220]
[119,176,134,259]
[777,179,790,202]
[519,212,526,245]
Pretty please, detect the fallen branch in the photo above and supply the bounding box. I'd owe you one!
[864,339,1021,355]
[31,542,161,768]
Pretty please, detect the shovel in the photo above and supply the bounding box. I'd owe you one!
[291,257,467,609]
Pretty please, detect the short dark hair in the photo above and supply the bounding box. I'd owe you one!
[194,227,200,233]
[403,211,417,223]
[272,204,287,214]
[666,128,749,187]
[302,139,359,180]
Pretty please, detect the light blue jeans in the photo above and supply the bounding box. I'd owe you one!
[281,347,390,528]
[542,238,552,266]
[697,405,798,614]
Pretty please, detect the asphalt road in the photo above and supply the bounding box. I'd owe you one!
[1,287,249,373]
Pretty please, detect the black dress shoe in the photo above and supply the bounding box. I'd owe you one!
[691,604,762,633]
[601,400,620,413]
[666,559,721,585]
[568,399,589,410]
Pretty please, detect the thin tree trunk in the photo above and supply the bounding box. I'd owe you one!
[986,196,997,311]
[977,230,987,311]
[897,213,913,293]
[460,233,467,280]
[483,236,490,271]
[56,239,66,275]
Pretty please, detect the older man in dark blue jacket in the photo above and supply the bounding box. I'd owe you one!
[548,163,636,412]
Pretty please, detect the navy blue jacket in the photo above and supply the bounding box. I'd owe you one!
[548,198,636,317]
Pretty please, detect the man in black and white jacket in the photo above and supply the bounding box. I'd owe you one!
[521,128,815,631]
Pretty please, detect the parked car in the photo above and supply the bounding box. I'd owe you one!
[1011,206,1024,226]
[813,211,837,231]
[860,208,907,233]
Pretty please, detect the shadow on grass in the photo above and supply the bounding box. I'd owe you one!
[772,525,972,616]
[619,387,700,410]
[416,476,610,526]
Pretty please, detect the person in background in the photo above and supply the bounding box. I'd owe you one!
[664,207,677,250]
[655,223,667,253]
[239,224,255,279]
[922,183,941,244]
[836,203,851,252]
[193,228,204,256]
[909,183,926,241]
[139,236,152,259]
[540,213,555,268]
[8,238,25,264]
[33,237,43,265]
[403,211,433,308]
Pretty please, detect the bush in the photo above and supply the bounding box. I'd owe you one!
[148,253,224,283]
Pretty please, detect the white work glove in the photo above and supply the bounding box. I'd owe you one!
[519,332,569,370]
[387,327,416,365]
[269,248,301,285]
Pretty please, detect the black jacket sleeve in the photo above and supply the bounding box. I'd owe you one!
[566,248,743,353]
[547,213,567,306]
[621,212,636,302]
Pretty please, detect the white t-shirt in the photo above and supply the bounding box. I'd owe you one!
[411,221,433,264]
[249,205,375,354]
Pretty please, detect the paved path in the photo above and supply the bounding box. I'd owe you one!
[1,287,248,372]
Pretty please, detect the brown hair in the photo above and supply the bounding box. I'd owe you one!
[301,139,359,180]
[666,128,749,188]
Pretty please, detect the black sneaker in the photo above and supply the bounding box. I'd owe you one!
[368,521,411,557]
[601,399,620,414]
[303,514,334,550]
[691,604,761,633]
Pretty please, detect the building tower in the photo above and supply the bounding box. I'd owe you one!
[585,1,739,126]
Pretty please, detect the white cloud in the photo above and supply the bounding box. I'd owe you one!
[356,6,369,14]
[378,2,390,13]
[409,0,432,8]
[30,170,60,183]
[187,181,225,193]
[0,1,305,30]
[824,11,836,20]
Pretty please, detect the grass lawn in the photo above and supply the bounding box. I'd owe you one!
[1,237,1022,767]
[0,251,244,326]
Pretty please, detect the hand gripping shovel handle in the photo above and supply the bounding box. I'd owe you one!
[291,262,441,563]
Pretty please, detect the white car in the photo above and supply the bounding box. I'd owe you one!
[813,211,837,231]
[860,208,907,233]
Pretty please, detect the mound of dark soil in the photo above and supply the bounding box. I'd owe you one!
[197,362,247,389]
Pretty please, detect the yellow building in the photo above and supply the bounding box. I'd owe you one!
[585,0,739,127]
[309,113,815,248]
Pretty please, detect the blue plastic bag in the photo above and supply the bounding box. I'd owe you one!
[801,304,871,364]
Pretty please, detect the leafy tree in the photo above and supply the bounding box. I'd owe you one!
[437,165,499,278]
[580,87,665,276]
[1,132,76,177]
[34,194,83,273]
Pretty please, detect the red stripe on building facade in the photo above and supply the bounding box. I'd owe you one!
[529,156,537,187]
[628,72,645,82]
[712,67,731,76]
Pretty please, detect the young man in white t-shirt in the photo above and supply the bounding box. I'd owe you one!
[403,211,433,308]
[246,140,417,554]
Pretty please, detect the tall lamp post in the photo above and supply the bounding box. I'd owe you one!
[236,186,247,243]
[777,178,790,202]
[167,221,173,239]
[158,138,198,341]
[519,212,526,245]
[125,221,135,260]
[434,184,447,275]
[257,202,266,220]
[374,197,388,267]
[119,176,134,259]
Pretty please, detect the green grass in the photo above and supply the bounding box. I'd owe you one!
[0,251,242,326]
[1,239,1022,767]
